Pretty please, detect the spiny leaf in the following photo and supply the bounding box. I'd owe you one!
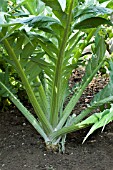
[73,17,113,29]
[27,16,64,36]
[28,16,61,28]
[82,106,113,143]
[73,5,113,30]
[79,110,110,126]
[27,32,58,57]
[41,0,67,25]
[74,5,113,19]
[0,16,62,35]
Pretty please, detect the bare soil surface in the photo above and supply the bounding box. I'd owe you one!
[0,70,113,170]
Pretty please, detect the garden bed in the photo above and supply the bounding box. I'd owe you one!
[0,71,113,170]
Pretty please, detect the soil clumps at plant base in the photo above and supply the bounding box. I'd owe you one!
[0,70,113,170]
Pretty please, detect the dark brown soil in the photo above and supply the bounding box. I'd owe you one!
[0,71,113,170]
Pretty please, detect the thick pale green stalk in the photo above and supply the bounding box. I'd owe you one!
[50,0,74,128]
[0,81,49,142]
[50,108,93,140]
[50,123,89,140]
[36,76,49,119]
[56,54,105,130]
[0,32,52,134]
